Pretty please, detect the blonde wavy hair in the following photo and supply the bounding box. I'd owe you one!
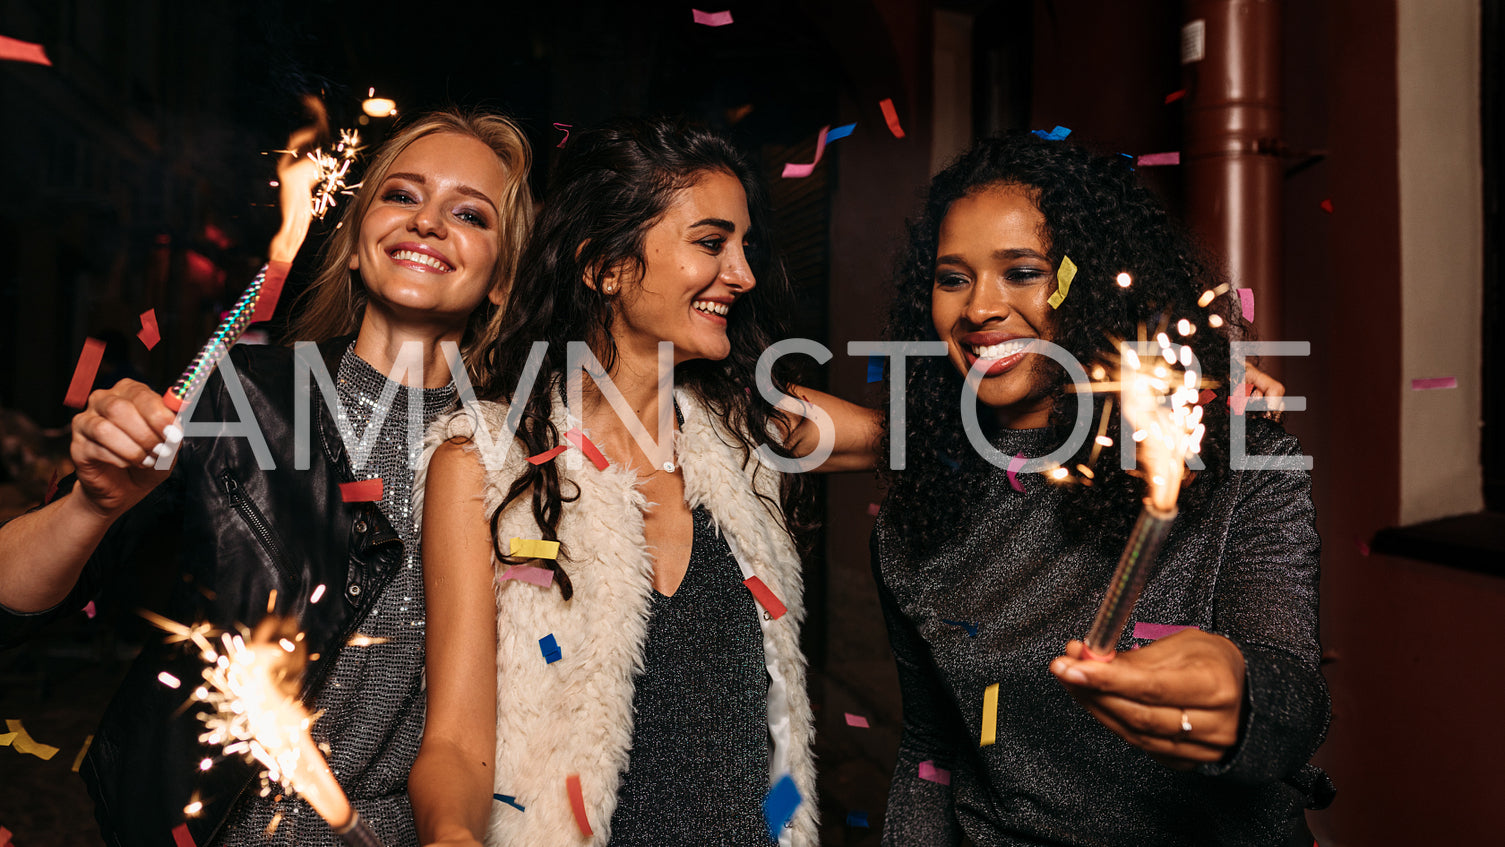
[285,108,534,375]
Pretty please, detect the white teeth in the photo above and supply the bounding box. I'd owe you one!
[693,300,729,316]
[391,249,451,271]
[968,339,1030,360]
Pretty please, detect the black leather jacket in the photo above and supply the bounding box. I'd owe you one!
[0,337,406,847]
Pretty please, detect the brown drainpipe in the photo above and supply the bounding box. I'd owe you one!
[1182,0,1284,358]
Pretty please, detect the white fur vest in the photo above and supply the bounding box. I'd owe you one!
[414,390,818,846]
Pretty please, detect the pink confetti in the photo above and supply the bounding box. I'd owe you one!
[553,122,572,148]
[844,713,870,728]
[1237,288,1255,322]
[782,126,830,178]
[1410,377,1457,391]
[500,565,556,587]
[1006,452,1026,493]
[0,34,51,66]
[137,308,160,350]
[1132,622,1198,641]
[917,760,951,785]
[1136,151,1181,167]
[83,601,97,619]
[866,502,880,517]
[1229,382,1251,416]
[878,98,906,138]
[692,9,734,26]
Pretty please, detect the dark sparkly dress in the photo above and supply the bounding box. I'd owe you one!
[874,418,1332,846]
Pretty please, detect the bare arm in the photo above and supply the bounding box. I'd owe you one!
[778,386,882,473]
[0,380,175,612]
[412,440,500,847]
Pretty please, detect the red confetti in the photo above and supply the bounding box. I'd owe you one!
[43,468,60,504]
[137,308,160,350]
[527,445,568,465]
[566,774,594,836]
[1197,389,1217,406]
[64,338,106,409]
[0,825,12,847]
[563,428,610,471]
[866,502,880,517]
[1320,198,1334,214]
[1164,89,1187,104]
[743,575,788,620]
[251,260,291,324]
[0,34,51,66]
[339,479,384,502]
[879,98,906,138]
[1410,376,1457,391]
[172,822,196,847]
[1356,538,1371,557]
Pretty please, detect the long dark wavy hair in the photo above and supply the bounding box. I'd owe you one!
[473,116,809,599]
[881,133,1249,556]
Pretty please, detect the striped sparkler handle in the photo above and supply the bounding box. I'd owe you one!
[162,261,289,412]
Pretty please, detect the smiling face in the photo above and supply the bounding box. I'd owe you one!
[349,132,510,332]
[605,169,756,367]
[931,182,1058,428]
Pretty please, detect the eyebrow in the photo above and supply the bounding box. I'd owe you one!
[384,172,499,213]
[688,217,738,231]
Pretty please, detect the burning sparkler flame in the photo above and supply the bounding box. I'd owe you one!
[1117,331,1207,511]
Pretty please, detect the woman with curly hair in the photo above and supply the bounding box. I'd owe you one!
[873,134,1332,845]
[410,117,876,846]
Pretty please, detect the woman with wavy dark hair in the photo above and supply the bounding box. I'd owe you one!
[873,133,1332,845]
[411,117,873,846]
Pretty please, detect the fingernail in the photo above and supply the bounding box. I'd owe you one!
[1064,667,1088,684]
[140,457,156,469]
[164,424,183,444]
[151,442,171,458]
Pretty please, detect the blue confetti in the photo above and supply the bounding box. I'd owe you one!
[826,123,857,142]
[939,452,961,470]
[1032,125,1072,141]
[763,774,802,840]
[846,810,870,828]
[866,355,885,383]
[941,619,980,637]
[493,793,526,812]
[539,634,561,664]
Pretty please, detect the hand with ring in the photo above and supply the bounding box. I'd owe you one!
[1049,629,1246,769]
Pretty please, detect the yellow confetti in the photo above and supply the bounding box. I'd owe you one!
[4,719,60,760]
[980,683,1000,747]
[71,734,94,772]
[1048,256,1077,309]
[510,538,561,560]
[0,730,16,746]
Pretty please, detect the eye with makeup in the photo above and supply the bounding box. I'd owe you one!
[696,235,727,254]
[934,269,971,291]
[1004,265,1050,286]
[454,206,491,228]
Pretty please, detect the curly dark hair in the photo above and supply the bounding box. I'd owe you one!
[880,133,1250,557]
[472,116,810,599]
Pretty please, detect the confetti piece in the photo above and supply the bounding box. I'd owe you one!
[566,774,593,836]
[866,355,885,383]
[510,538,561,560]
[980,683,999,746]
[1006,452,1026,493]
[71,734,93,772]
[250,260,291,324]
[1133,622,1199,640]
[743,575,788,620]
[1356,537,1371,557]
[339,479,384,502]
[1411,377,1457,390]
[3,720,59,760]
[1165,89,1187,104]
[1237,288,1255,322]
[940,619,979,637]
[563,428,610,470]
[692,8,734,26]
[844,713,870,728]
[878,98,906,138]
[138,308,160,350]
[493,793,526,812]
[1320,198,1334,214]
[172,822,196,847]
[500,565,556,587]
[1136,151,1181,167]
[527,445,568,465]
[553,122,572,148]
[826,123,856,143]
[0,730,13,746]
[1229,382,1250,416]
[1197,388,1217,405]
[83,601,96,619]
[43,468,60,504]
[1032,126,1071,141]
[917,760,951,785]
[866,502,880,517]
[763,774,802,841]
[846,810,870,828]
[539,634,562,664]
[0,824,11,847]
[782,126,830,178]
[64,338,106,409]
[1047,255,1076,309]
[0,34,51,66]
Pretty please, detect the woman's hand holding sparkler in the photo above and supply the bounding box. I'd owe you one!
[69,378,180,515]
[1050,629,1246,768]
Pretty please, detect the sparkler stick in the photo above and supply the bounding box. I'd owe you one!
[1082,331,1206,660]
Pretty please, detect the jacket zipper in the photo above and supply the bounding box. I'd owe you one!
[219,471,298,588]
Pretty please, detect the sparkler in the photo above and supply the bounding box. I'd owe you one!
[1081,327,1207,660]
[308,128,362,219]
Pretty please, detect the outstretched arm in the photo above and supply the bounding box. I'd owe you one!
[777,386,882,473]
[412,440,500,847]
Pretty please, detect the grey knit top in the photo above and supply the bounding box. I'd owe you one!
[873,418,1333,846]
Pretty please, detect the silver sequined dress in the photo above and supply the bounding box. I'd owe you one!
[217,344,455,847]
